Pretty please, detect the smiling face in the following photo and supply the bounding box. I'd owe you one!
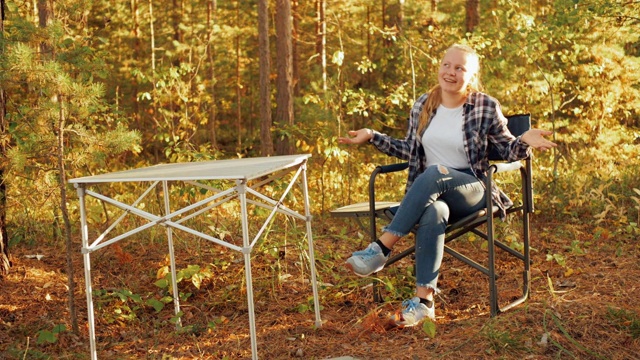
[437,47,480,99]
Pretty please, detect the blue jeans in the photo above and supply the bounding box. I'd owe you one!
[384,164,486,291]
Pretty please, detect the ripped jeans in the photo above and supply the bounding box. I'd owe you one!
[384,164,486,291]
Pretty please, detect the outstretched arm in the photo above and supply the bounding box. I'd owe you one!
[338,129,373,145]
[521,129,557,151]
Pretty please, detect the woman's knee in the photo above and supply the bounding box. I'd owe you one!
[418,200,450,227]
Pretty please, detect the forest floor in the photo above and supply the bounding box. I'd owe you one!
[1,212,639,360]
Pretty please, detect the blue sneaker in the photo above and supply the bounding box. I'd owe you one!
[345,242,389,277]
[390,297,435,327]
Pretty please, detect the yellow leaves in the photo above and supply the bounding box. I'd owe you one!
[295,139,314,153]
[631,188,640,209]
[156,265,170,280]
[564,268,574,277]
[588,183,634,226]
[592,204,612,224]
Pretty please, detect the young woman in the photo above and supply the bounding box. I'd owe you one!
[338,44,556,327]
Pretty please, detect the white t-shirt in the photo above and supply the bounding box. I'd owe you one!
[421,104,470,169]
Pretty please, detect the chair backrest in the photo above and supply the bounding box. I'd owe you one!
[488,113,531,161]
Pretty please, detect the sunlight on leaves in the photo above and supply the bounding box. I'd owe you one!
[332,51,344,66]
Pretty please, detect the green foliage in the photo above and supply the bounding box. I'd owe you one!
[1,1,141,241]
[169,311,185,326]
[154,264,214,302]
[93,288,144,324]
[607,307,640,339]
[375,265,416,302]
[35,324,66,345]
[546,252,566,267]
[294,296,324,314]
[92,267,214,327]
[422,319,436,338]
[146,296,173,313]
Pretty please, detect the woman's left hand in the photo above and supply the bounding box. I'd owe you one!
[521,129,557,151]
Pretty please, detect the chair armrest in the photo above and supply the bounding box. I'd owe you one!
[376,162,409,174]
[369,162,409,213]
[491,161,523,174]
[489,160,534,214]
[370,162,409,198]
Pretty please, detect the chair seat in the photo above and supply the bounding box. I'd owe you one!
[380,205,501,233]
[330,201,400,218]
[333,201,503,235]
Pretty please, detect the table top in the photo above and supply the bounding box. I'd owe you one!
[69,154,311,184]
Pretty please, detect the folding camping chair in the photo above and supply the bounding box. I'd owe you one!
[331,113,534,317]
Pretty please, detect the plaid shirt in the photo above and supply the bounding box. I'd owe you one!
[370,91,531,218]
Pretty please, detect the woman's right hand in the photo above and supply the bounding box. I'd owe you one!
[338,129,373,145]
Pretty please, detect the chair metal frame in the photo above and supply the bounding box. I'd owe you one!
[331,114,534,317]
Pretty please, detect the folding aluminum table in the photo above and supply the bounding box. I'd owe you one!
[69,154,322,360]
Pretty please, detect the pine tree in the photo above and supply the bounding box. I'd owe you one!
[2,1,141,331]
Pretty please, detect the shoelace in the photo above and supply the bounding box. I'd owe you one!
[351,244,376,257]
[402,298,419,314]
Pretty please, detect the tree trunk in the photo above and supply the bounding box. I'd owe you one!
[147,0,163,161]
[56,95,78,334]
[292,0,300,96]
[172,0,182,66]
[38,0,79,334]
[382,0,392,47]
[466,0,480,33]
[235,1,242,151]
[37,0,52,57]
[316,0,326,92]
[131,0,141,120]
[148,0,156,76]
[258,0,273,156]
[0,1,9,277]
[381,0,386,31]
[36,1,79,334]
[275,0,294,155]
[207,0,218,149]
[366,6,371,88]
[0,173,8,279]
[397,0,405,33]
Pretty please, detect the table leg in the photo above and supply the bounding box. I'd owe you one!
[163,181,182,327]
[302,163,322,327]
[237,180,259,360]
[77,184,98,360]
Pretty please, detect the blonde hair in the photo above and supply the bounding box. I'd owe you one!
[417,44,484,135]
